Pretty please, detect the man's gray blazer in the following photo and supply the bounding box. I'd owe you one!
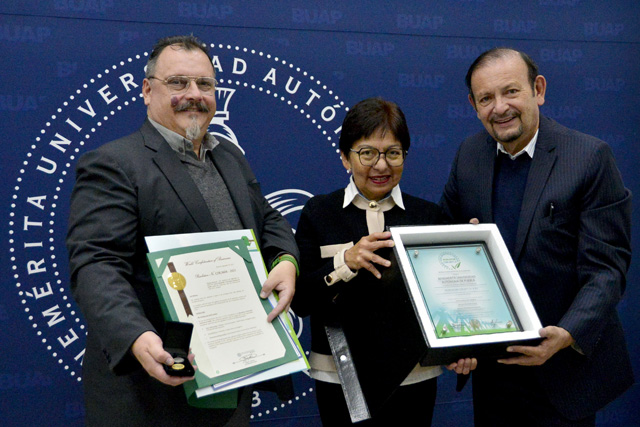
[66,119,298,426]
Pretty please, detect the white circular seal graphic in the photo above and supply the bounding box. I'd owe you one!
[439,252,461,270]
[7,43,345,417]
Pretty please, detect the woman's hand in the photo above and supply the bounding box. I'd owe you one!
[446,357,478,375]
[344,231,395,279]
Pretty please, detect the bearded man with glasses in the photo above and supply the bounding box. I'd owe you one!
[66,35,299,427]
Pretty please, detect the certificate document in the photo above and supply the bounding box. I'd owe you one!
[406,243,521,338]
[146,230,307,402]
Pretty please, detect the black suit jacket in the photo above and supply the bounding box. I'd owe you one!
[66,120,298,426]
[293,189,444,414]
[440,115,633,420]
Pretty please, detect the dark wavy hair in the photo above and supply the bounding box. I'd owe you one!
[465,47,539,103]
[339,97,410,155]
[145,35,212,78]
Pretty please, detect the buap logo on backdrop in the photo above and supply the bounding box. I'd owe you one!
[8,42,344,419]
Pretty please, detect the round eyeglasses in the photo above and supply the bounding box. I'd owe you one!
[148,75,217,94]
[350,146,407,167]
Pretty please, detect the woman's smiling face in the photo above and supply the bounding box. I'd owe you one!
[341,130,405,201]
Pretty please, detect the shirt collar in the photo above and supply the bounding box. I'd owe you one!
[342,176,405,210]
[149,118,219,160]
[496,129,539,160]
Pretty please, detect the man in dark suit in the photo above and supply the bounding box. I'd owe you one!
[66,35,299,426]
[440,48,633,426]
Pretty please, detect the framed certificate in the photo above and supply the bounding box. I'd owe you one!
[390,224,542,365]
[407,242,522,338]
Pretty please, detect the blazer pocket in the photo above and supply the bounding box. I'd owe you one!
[320,242,354,258]
[541,207,575,227]
[540,207,579,240]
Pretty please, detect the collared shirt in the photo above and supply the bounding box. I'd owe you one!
[148,118,243,231]
[148,118,298,273]
[149,117,219,160]
[342,176,405,210]
[496,129,539,160]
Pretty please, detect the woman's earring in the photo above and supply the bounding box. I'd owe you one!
[347,169,351,174]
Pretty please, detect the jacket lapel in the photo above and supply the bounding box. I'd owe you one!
[513,117,557,261]
[141,120,218,232]
[478,135,496,222]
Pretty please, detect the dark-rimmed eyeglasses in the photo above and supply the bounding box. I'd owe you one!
[148,75,217,94]
[350,146,406,167]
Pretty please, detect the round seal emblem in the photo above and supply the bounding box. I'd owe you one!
[7,42,344,419]
[439,252,461,270]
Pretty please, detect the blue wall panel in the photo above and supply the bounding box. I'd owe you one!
[1,1,638,425]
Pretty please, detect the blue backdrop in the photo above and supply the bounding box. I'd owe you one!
[1,1,638,425]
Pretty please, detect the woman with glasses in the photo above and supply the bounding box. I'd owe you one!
[292,97,474,426]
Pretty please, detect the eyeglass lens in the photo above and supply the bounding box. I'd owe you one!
[356,147,404,166]
[165,76,216,93]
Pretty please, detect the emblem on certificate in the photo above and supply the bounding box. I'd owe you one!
[167,262,193,316]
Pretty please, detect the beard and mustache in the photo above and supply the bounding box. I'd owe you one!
[174,99,210,141]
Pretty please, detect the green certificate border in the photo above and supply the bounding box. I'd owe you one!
[147,238,299,387]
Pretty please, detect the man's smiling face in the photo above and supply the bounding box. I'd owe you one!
[469,54,546,155]
[142,45,216,143]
